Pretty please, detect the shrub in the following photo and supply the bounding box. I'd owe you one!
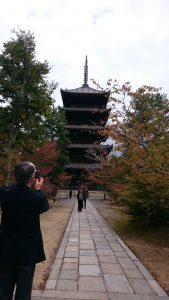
[123,173,169,225]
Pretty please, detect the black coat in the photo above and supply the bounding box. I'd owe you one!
[0,184,49,266]
[77,191,83,211]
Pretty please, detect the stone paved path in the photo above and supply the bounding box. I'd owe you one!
[32,200,169,300]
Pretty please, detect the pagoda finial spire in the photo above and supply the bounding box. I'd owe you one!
[83,55,88,87]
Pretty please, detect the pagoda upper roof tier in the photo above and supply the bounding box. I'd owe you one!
[61,86,110,108]
[65,163,102,170]
[61,86,110,95]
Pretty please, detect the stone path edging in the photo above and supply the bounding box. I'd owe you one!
[32,200,169,300]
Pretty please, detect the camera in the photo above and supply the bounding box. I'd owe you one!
[34,171,41,180]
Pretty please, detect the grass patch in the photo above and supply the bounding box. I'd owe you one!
[112,206,169,247]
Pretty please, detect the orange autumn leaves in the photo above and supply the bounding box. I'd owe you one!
[88,82,169,225]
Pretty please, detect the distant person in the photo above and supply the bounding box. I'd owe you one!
[82,186,89,209]
[69,189,73,199]
[77,187,83,212]
[0,161,49,300]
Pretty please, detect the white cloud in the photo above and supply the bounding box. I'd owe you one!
[1,0,169,105]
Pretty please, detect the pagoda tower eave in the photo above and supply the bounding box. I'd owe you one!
[67,143,112,150]
[63,107,111,113]
[60,87,110,97]
[61,89,110,107]
[65,163,102,170]
[65,125,104,130]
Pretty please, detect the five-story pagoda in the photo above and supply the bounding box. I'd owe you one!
[61,56,111,187]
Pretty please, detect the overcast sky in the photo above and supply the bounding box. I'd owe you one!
[1,0,169,106]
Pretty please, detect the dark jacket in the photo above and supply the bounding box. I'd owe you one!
[77,191,83,201]
[0,184,49,266]
[83,189,89,199]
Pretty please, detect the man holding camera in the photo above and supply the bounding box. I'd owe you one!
[0,161,49,300]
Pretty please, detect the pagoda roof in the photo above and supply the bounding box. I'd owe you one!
[61,86,110,96]
[68,143,111,149]
[64,107,111,113]
[65,125,104,130]
[65,163,102,170]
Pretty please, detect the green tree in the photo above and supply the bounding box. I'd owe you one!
[45,106,70,184]
[0,29,57,183]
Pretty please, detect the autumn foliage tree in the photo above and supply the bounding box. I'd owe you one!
[90,81,169,225]
[20,107,69,192]
[87,155,129,200]
[22,141,58,197]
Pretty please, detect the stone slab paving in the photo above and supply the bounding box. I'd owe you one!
[32,200,169,300]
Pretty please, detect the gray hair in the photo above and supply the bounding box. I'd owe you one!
[14,161,36,185]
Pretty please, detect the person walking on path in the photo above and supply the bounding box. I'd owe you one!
[82,186,89,209]
[77,186,83,212]
[0,161,49,300]
[68,189,73,199]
